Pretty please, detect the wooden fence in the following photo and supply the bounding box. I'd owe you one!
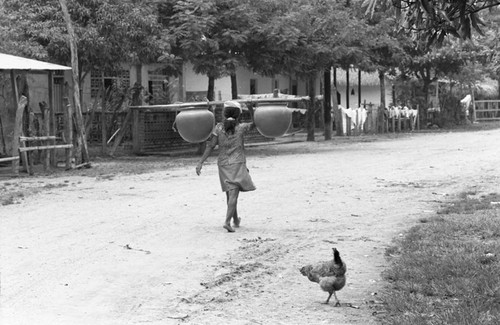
[474,100,500,121]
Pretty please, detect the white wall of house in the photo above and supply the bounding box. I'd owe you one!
[334,69,393,109]
[182,62,315,101]
[76,63,391,109]
[335,84,393,108]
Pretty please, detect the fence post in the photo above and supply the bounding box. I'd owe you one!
[62,97,73,169]
[132,108,141,154]
[12,96,28,174]
[471,92,477,123]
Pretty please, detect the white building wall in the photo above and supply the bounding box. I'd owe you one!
[182,62,312,101]
[336,84,390,108]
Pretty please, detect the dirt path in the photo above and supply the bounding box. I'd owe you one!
[1,127,499,325]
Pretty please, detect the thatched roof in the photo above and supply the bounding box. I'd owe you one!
[334,69,384,87]
[476,78,498,97]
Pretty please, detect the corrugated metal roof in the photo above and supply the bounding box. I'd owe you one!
[0,53,71,71]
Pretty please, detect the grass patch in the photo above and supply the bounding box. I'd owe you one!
[378,192,500,325]
[0,182,68,206]
[438,192,500,215]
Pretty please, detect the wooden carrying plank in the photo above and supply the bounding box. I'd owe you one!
[19,144,73,152]
[0,156,20,163]
[128,97,310,112]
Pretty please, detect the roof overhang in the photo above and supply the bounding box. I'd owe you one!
[0,53,71,71]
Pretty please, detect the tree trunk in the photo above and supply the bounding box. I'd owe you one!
[230,73,238,99]
[333,68,343,136]
[422,78,432,125]
[207,76,215,101]
[345,68,350,109]
[323,68,332,140]
[306,73,317,142]
[59,0,89,164]
[378,70,386,133]
[358,69,362,107]
[497,75,500,100]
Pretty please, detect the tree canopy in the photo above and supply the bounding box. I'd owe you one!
[1,0,498,103]
[1,0,169,82]
[364,0,500,44]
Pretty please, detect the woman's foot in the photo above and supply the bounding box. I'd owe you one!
[233,217,241,228]
[223,224,235,232]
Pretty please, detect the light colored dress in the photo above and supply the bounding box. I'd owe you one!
[211,122,256,192]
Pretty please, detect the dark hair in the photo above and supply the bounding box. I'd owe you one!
[223,106,241,135]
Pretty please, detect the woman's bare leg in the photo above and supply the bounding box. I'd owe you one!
[223,189,239,232]
[226,191,240,227]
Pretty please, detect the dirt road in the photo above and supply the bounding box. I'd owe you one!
[1,127,499,325]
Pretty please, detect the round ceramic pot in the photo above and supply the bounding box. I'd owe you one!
[174,108,215,143]
[254,103,292,138]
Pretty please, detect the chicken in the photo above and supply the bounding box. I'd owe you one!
[299,247,347,306]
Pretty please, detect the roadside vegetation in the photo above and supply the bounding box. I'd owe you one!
[379,191,500,324]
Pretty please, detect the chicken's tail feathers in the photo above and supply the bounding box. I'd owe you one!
[333,248,343,265]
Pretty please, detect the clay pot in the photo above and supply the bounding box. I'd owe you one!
[174,108,215,143]
[254,103,292,138]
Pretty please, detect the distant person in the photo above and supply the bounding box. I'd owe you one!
[460,94,472,120]
[196,100,256,232]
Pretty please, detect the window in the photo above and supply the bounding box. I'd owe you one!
[148,69,177,105]
[90,70,130,98]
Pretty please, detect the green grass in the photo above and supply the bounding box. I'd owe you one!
[378,192,500,325]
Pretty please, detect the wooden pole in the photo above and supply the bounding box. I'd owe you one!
[378,71,386,134]
[346,68,350,109]
[27,107,35,175]
[306,73,316,142]
[63,97,73,169]
[358,69,361,108]
[12,95,28,174]
[333,68,342,136]
[132,108,141,154]
[59,0,90,164]
[47,71,54,169]
[50,76,57,167]
[323,68,332,140]
[416,104,420,130]
[10,71,29,174]
[101,78,107,155]
[471,86,477,123]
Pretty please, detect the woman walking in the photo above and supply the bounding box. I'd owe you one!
[196,100,256,232]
